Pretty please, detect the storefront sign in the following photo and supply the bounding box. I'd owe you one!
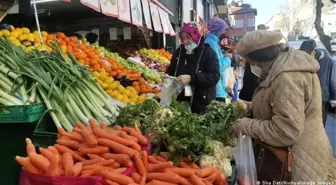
[109,28,117,40]
[158,7,169,34]
[80,0,100,12]
[123,27,131,40]
[101,0,118,17]
[130,0,143,26]
[141,0,152,30]
[118,0,131,23]
[149,2,162,32]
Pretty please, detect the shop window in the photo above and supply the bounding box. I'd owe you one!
[247,17,255,27]
[234,19,244,28]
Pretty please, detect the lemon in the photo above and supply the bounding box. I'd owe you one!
[8,36,17,41]
[2,30,10,37]
[10,25,15,30]
[99,72,108,81]
[101,83,109,89]
[116,94,124,101]
[0,32,3,37]
[130,97,138,103]
[105,77,114,84]
[122,96,129,103]
[12,40,21,47]
[93,72,100,78]
[117,85,126,94]
[106,89,114,96]
[10,31,20,38]
[18,34,28,41]
[111,90,119,98]
[41,31,48,37]
[15,28,23,35]
[108,83,118,90]
[98,80,104,86]
[28,34,35,41]
[22,27,30,34]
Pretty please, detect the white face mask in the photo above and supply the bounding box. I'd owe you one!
[185,43,198,54]
[250,65,262,77]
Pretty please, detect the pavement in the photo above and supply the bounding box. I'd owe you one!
[326,113,336,158]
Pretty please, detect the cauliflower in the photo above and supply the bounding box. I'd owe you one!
[207,140,233,160]
[199,155,232,177]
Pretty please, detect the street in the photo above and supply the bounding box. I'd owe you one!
[326,113,336,157]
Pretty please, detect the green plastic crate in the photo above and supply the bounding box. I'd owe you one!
[227,161,237,185]
[32,113,58,148]
[0,104,46,123]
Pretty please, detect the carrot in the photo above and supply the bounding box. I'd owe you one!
[101,153,132,167]
[204,180,212,185]
[110,167,127,174]
[196,166,217,178]
[140,173,146,185]
[179,176,193,185]
[164,167,197,177]
[79,146,109,154]
[40,148,56,161]
[80,129,97,147]
[129,130,147,145]
[147,180,178,185]
[147,162,173,172]
[29,153,50,173]
[147,172,180,184]
[87,154,104,160]
[154,156,167,162]
[190,173,205,185]
[57,127,67,137]
[46,155,60,176]
[189,163,200,169]
[134,154,146,175]
[102,171,135,185]
[131,143,142,152]
[205,169,221,183]
[54,144,85,161]
[88,119,99,129]
[83,159,115,170]
[15,156,39,174]
[100,122,108,130]
[97,138,139,157]
[56,139,80,150]
[65,132,85,143]
[105,180,119,185]
[160,152,169,160]
[214,172,225,185]
[120,131,139,143]
[80,170,95,177]
[148,156,161,164]
[121,126,135,133]
[131,172,141,183]
[76,122,86,129]
[81,158,104,166]
[25,138,36,155]
[47,146,60,156]
[72,127,82,133]
[93,127,135,146]
[112,162,120,168]
[62,152,74,176]
[141,151,148,168]
[115,125,122,130]
[177,162,190,168]
[70,162,83,177]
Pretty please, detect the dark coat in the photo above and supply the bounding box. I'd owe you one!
[239,63,259,101]
[166,44,220,113]
[316,51,336,103]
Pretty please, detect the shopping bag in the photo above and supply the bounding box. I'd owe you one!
[159,75,183,107]
[223,67,236,94]
[19,168,105,185]
[233,132,257,185]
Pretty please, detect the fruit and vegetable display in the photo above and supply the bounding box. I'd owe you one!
[130,48,170,72]
[0,38,118,131]
[17,120,227,185]
[115,99,248,177]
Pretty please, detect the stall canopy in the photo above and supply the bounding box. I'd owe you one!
[80,0,175,36]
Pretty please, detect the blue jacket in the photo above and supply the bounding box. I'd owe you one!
[204,33,231,98]
[317,52,336,103]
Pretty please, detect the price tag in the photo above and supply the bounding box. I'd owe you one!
[109,28,117,40]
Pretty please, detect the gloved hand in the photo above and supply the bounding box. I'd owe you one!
[177,75,191,85]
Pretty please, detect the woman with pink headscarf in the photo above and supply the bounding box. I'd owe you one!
[166,23,220,113]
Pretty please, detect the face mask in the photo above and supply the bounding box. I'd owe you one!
[185,43,198,54]
[250,65,262,77]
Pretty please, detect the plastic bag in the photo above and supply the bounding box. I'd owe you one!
[223,67,236,94]
[233,132,257,185]
[159,75,183,107]
[19,168,105,185]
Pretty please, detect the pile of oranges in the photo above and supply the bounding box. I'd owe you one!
[156,49,172,61]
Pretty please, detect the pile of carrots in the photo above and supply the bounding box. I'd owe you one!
[16,119,226,185]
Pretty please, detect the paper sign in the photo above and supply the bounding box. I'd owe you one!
[158,7,169,34]
[123,27,131,40]
[118,0,131,23]
[92,29,100,40]
[149,2,162,32]
[80,0,100,12]
[141,0,152,30]
[109,28,117,40]
[164,12,176,36]
[101,0,118,17]
[130,0,143,26]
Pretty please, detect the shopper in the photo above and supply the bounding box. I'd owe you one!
[204,17,231,102]
[238,62,259,101]
[85,32,98,44]
[166,23,220,113]
[299,39,336,127]
[230,30,335,183]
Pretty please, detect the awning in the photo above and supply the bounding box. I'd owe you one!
[80,0,175,35]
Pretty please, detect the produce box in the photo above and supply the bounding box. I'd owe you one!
[0,104,46,123]
[227,161,237,185]
[32,113,58,148]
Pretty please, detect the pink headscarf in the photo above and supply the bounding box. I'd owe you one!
[179,23,201,44]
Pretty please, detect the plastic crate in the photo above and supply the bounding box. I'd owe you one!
[32,113,58,148]
[0,104,46,123]
[227,161,237,185]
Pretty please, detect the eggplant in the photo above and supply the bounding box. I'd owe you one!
[0,24,13,31]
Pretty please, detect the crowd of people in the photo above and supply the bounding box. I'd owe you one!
[166,18,336,184]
